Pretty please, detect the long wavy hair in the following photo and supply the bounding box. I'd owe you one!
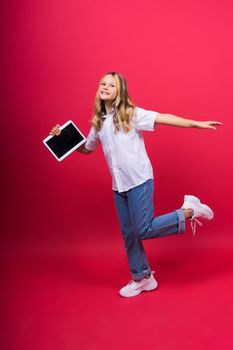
[91,72,135,132]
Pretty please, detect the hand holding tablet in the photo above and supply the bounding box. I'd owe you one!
[43,120,86,161]
[50,124,62,136]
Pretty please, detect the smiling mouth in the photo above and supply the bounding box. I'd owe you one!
[101,91,110,95]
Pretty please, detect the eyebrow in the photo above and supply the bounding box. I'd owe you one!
[100,80,115,85]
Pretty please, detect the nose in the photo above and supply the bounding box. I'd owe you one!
[103,87,110,93]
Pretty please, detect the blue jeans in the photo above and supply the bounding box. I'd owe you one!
[113,179,186,280]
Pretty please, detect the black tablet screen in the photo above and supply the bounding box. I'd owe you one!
[45,123,84,159]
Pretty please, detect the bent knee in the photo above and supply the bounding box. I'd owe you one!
[137,223,153,240]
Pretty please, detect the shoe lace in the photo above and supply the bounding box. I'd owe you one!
[190,218,203,236]
[128,280,138,287]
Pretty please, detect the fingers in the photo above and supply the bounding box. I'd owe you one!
[209,121,223,126]
[49,124,61,136]
[205,121,223,130]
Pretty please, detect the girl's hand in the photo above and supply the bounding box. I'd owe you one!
[195,121,223,130]
[49,124,61,136]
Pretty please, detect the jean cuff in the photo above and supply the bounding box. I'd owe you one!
[176,209,186,233]
[131,269,151,281]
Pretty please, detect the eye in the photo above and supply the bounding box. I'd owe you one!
[100,82,106,86]
[110,84,115,88]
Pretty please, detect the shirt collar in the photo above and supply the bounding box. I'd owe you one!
[103,109,114,119]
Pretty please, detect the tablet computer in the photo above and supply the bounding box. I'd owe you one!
[43,120,86,161]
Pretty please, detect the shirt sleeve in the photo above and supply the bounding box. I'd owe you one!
[85,127,100,151]
[134,107,158,131]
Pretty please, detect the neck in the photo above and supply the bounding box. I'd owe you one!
[105,102,114,113]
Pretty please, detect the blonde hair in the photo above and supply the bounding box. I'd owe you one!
[91,72,135,132]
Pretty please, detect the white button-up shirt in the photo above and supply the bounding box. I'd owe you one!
[85,107,158,192]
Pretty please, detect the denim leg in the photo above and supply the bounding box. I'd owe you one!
[113,190,151,280]
[127,179,186,241]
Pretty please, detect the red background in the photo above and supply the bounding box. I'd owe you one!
[2,1,233,349]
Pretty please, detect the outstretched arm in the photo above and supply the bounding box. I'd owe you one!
[155,113,223,130]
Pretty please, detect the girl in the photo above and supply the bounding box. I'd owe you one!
[50,72,222,298]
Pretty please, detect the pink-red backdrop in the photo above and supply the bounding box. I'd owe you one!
[2,0,232,243]
[2,1,233,350]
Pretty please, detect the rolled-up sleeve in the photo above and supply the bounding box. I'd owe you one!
[85,127,100,151]
[134,107,158,131]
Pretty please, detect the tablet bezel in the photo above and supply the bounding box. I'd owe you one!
[43,120,86,161]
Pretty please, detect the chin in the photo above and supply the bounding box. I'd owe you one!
[100,96,113,102]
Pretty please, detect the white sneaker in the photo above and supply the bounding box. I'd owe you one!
[119,272,158,298]
[181,195,214,235]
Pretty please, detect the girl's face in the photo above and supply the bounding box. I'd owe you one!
[98,74,118,103]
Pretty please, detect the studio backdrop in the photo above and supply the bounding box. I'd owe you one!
[2,0,233,245]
